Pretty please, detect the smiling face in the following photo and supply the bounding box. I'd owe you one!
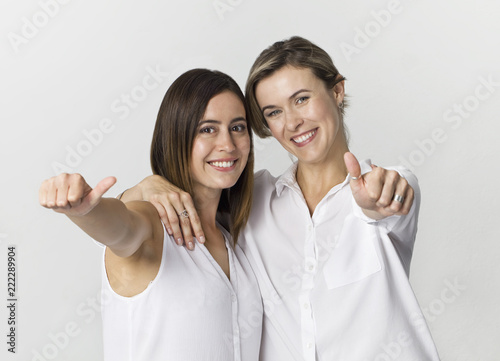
[190,91,250,195]
[255,66,347,166]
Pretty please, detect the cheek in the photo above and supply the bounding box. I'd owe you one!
[238,135,251,158]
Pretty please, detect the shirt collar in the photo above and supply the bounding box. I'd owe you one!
[275,159,373,197]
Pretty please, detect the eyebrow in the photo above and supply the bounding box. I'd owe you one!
[198,117,246,126]
[261,89,311,113]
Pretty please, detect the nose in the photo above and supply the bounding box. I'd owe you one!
[284,109,304,132]
[217,130,236,152]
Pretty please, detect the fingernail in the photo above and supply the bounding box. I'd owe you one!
[167,228,173,235]
[176,238,183,245]
[188,242,194,250]
[199,236,205,243]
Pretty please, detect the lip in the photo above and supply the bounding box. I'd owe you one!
[290,128,318,147]
[207,158,238,171]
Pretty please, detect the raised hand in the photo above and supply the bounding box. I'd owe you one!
[344,152,414,220]
[39,173,116,217]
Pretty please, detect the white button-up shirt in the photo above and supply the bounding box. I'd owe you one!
[238,161,440,361]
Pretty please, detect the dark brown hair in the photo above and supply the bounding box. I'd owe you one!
[246,36,348,139]
[151,69,254,242]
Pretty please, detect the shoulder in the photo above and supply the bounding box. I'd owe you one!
[253,169,278,194]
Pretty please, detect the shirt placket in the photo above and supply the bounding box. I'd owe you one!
[300,220,317,361]
[227,245,241,361]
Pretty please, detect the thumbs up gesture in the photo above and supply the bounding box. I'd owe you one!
[39,173,116,217]
[344,152,414,220]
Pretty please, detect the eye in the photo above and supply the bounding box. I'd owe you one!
[199,126,216,134]
[265,109,282,118]
[296,96,309,105]
[231,123,247,132]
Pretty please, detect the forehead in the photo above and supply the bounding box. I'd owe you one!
[255,66,322,103]
[202,91,245,120]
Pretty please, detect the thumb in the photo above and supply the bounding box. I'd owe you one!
[86,176,117,205]
[344,152,362,181]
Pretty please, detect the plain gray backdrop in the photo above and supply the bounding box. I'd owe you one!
[1,0,499,360]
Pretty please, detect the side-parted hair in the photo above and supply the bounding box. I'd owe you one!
[151,69,254,243]
[245,36,348,140]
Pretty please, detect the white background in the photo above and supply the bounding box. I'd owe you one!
[1,0,499,360]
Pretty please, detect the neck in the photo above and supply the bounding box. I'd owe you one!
[192,187,223,243]
[296,144,349,215]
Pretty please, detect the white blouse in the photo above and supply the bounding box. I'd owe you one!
[238,161,440,361]
[100,225,263,361]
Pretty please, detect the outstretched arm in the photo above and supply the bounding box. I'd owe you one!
[39,173,159,258]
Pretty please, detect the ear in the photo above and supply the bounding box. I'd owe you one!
[331,78,345,105]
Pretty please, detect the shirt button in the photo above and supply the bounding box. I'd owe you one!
[303,303,309,309]
[306,342,313,349]
[231,294,237,302]
[307,225,312,231]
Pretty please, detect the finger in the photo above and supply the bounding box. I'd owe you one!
[39,180,48,207]
[344,152,362,182]
[89,176,117,201]
[388,176,409,213]
[149,201,172,235]
[397,185,414,215]
[180,193,204,244]
[55,175,71,208]
[169,193,196,250]
[364,167,385,204]
[164,203,184,246]
[67,175,89,208]
[179,213,195,251]
[45,178,58,208]
[376,170,400,208]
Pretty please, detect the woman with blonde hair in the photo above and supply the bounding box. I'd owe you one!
[121,37,440,360]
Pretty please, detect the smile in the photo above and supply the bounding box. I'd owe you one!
[292,129,317,144]
[208,160,236,168]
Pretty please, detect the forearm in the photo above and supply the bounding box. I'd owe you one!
[119,183,145,203]
[67,198,152,256]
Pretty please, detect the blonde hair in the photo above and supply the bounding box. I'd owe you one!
[245,36,348,140]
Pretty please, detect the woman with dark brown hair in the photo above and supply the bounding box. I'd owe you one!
[39,69,263,361]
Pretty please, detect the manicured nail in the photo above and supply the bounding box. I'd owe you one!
[199,236,205,243]
[176,238,183,245]
[188,242,194,250]
[167,228,173,235]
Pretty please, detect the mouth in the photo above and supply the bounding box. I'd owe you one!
[208,159,237,170]
[291,128,318,145]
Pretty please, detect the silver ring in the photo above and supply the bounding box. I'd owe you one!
[179,210,189,218]
[351,175,361,180]
[393,194,404,203]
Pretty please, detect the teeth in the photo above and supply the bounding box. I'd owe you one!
[293,130,316,143]
[210,161,235,168]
